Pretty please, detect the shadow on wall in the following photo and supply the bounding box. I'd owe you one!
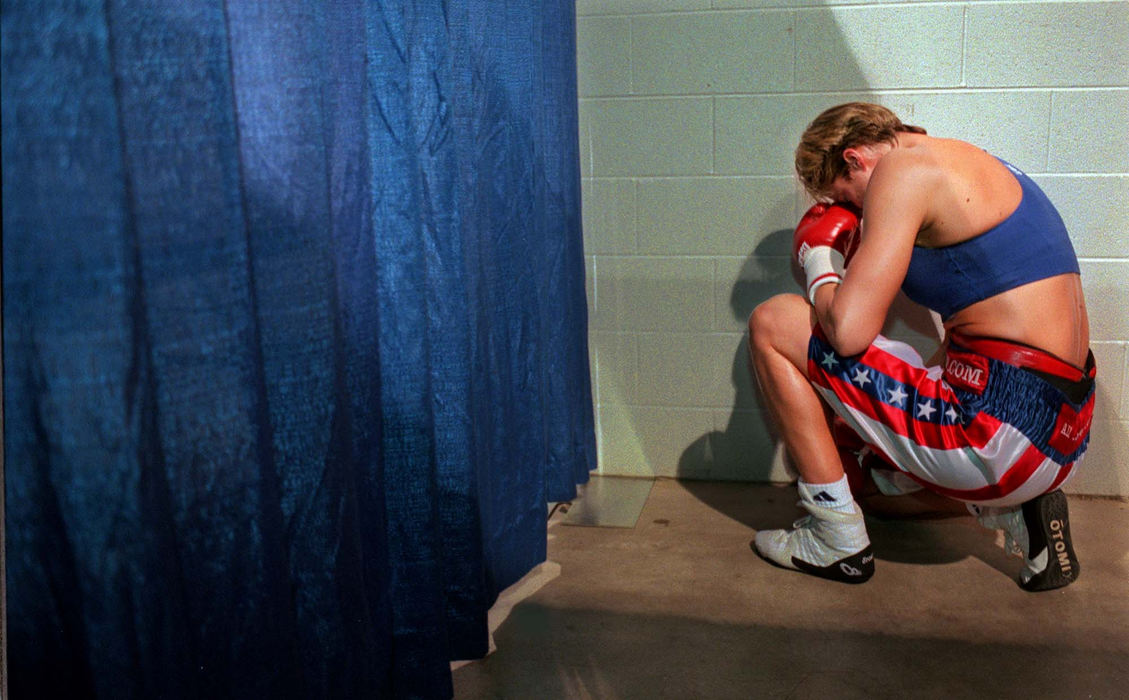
[660,4,951,493]
[664,2,879,488]
[676,228,798,484]
[675,231,944,488]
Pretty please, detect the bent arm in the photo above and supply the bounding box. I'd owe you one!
[812,157,931,356]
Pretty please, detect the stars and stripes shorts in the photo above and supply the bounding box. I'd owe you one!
[808,328,1096,507]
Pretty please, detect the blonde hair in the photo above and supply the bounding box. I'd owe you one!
[795,102,926,199]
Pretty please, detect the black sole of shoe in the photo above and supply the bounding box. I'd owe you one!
[1019,490,1080,592]
[750,540,875,584]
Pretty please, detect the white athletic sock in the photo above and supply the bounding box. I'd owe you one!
[798,475,858,515]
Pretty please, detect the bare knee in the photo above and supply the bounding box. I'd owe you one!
[748,294,812,370]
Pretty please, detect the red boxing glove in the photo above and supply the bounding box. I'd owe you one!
[792,202,860,304]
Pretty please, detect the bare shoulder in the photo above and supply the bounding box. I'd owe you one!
[870,142,943,195]
[890,137,1020,244]
[923,136,1015,187]
[865,144,940,227]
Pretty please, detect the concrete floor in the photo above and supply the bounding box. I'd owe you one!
[453,478,1129,699]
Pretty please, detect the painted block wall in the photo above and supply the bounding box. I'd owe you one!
[576,0,1129,496]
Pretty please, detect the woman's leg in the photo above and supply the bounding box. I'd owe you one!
[747,294,873,582]
[747,293,843,484]
[750,294,969,519]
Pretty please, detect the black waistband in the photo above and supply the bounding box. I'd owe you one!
[1028,352,1095,404]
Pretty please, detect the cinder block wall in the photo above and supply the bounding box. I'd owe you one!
[577,0,1129,496]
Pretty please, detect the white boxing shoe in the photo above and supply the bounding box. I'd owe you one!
[753,501,874,584]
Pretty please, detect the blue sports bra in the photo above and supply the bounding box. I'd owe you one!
[901,159,1079,319]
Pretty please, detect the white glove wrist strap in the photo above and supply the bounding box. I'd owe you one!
[802,246,845,304]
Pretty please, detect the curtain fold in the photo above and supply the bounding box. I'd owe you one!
[1,1,594,698]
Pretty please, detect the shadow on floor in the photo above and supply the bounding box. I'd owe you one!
[678,480,1015,574]
[454,603,1129,699]
[454,480,1129,698]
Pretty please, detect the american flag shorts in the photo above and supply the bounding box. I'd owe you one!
[808,328,1095,507]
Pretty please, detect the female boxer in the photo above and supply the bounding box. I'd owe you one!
[748,103,1094,591]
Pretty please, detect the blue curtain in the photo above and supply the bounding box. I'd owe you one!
[1,1,594,698]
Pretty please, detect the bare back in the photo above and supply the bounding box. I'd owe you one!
[907,136,1090,367]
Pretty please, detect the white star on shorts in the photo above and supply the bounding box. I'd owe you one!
[916,400,936,420]
[945,406,960,423]
[851,367,871,388]
[821,352,838,369]
[887,386,908,406]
